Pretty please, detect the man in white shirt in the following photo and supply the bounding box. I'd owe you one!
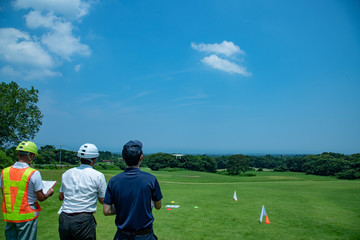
[58,143,107,240]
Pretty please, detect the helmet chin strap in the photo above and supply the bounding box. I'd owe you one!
[26,153,33,164]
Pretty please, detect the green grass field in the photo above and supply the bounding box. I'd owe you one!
[1,169,360,239]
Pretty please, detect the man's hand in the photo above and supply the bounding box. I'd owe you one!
[103,204,116,216]
[36,188,54,202]
[59,192,64,201]
[154,200,162,210]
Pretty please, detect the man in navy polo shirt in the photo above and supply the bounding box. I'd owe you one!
[103,140,163,240]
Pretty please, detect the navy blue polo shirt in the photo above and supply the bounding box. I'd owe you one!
[104,168,163,231]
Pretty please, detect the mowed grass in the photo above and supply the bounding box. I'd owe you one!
[1,168,359,239]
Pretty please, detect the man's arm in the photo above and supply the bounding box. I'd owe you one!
[154,200,161,210]
[36,188,54,202]
[98,197,104,204]
[103,203,116,216]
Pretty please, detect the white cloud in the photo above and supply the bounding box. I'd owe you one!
[0,28,54,68]
[0,1,93,80]
[201,55,251,76]
[1,65,61,80]
[74,64,82,72]
[191,41,244,57]
[192,40,251,76]
[13,0,91,20]
[25,11,91,60]
[25,10,56,28]
[42,32,91,61]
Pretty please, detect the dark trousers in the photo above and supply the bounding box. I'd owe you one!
[59,212,97,240]
[114,228,157,240]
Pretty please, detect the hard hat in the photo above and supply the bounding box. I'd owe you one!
[16,141,38,155]
[77,143,99,159]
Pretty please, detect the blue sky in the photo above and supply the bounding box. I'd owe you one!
[1,0,359,154]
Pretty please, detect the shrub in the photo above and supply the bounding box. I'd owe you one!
[94,163,120,170]
[274,165,287,172]
[160,167,185,172]
[336,170,360,180]
[244,173,256,177]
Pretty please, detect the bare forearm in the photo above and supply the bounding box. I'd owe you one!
[154,200,162,210]
[103,204,116,216]
[36,188,54,202]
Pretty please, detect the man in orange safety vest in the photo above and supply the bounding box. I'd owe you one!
[1,141,54,240]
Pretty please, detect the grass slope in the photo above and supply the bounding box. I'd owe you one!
[1,169,359,239]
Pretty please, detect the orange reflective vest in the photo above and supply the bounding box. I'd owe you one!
[2,166,41,223]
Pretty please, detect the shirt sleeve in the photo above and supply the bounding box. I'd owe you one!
[59,174,64,193]
[30,170,44,192]
[103,181,112,205]
[152,178,163,202]
[98,174,107,198]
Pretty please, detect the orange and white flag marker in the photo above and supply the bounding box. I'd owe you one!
[259,205,270,224]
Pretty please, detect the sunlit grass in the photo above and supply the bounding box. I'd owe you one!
[1,168,359,239]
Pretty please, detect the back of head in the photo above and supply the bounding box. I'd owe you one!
[77,143,99,164]
[122,140,143,167]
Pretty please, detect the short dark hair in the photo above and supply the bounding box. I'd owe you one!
[80,158,92,165]
[122,140,143,166]
[17,151,30,156]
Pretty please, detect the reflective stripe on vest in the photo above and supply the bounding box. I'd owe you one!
[2,167,41,222]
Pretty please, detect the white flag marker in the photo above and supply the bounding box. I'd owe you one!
[233,190,238,201]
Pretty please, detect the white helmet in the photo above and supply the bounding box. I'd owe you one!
[77,143,99,159]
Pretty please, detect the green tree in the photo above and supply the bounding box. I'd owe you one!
[214,155,228,169]
[182,155,199,171]
[60,150,78,165]
[37,145,57,165]
[0,81,43,147]
[98,151,113,162]
[302,153,346,176]
[227,154,249,175]
[3,146,17,163]
[200,155,217,173]
[146,153,176,170]
[0,150,14,169]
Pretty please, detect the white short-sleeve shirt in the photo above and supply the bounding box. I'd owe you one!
[0,162,44,204]
[59,164,107,214]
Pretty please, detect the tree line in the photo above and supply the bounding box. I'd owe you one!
[246,152,360,179]
[1,144,359,179]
